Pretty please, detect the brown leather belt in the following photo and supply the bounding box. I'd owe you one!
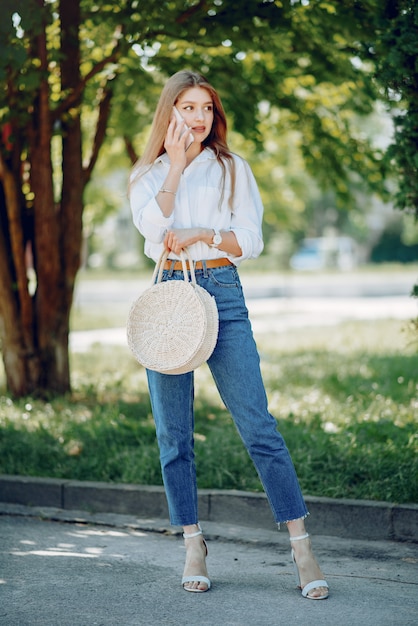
[163,258,233,271]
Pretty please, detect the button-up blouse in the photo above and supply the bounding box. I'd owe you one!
[129,147,264,266]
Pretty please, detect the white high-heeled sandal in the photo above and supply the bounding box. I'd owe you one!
[290,533,329,600]
[181,524,211,593]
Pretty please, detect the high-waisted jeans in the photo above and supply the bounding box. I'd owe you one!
[146,262,308,526]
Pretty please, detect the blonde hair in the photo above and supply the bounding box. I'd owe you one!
[130,70,236,209]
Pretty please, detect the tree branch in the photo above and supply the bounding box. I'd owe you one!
[52,25,123,123]
[176,0,209,24]
[83,81,114,185]
[52,54,116,121]
[124,136,138,165]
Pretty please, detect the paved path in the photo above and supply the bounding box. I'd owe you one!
[1,510,417,626]
[70,293,417,351]
[71,267,418,352]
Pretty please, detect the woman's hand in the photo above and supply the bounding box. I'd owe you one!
[164,117,190,171]
[164,228,242,257]
[164,228,212,255]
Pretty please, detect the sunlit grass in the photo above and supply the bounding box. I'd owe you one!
[0,319,417,504]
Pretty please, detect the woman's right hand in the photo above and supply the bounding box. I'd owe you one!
[164,117,189,170]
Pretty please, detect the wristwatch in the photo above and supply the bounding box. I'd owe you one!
[210,229,222,247]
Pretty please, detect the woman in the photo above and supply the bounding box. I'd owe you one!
[129,70,329,600]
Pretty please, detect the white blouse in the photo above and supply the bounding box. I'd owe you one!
[129,147,264,266]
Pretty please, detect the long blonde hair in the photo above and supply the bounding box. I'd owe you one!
[130,70,236,209]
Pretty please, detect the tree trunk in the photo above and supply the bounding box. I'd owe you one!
[0,155,39,397]
[31,14,70,394]
[0,0,83,397]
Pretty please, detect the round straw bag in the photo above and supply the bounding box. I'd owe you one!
[127,248,219,375]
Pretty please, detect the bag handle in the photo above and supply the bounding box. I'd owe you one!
[151,247,197,286]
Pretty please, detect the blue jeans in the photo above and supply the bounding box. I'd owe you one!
[146,263,308,526]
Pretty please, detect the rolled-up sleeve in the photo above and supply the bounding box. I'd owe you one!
[130,167,173,243]
[228,157,264,262]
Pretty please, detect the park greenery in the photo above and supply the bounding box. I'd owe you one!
[0,313,417,504]
[0,0,417,397]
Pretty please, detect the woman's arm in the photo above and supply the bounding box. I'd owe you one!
[155,116,189,217]
[164,227,242,257]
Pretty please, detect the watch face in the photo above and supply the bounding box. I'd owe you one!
[213,233,222,245]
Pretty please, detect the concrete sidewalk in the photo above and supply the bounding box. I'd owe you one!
[1,503,417,626]
[1,476,417,624]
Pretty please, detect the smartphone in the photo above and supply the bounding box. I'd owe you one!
[173,106,194,151]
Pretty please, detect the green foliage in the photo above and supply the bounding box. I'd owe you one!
[370,218,418,263]
[367,0,418,214]
[116,0,388,206]
[0,1,411,225]
[1,0,415,216]
[1,319,417,503]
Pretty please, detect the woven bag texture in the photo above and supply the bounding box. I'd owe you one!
[126,249,219,374]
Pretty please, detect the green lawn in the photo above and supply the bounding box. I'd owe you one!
[1,316,417,504]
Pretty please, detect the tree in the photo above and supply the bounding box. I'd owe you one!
[0,0,119,396]
[0,0,405,397]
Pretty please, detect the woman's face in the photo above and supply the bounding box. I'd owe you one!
[175,87,214,145]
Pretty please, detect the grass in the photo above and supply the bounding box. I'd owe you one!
[0,315,417,505]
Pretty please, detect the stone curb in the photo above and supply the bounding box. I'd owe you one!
[0,474,417,542]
